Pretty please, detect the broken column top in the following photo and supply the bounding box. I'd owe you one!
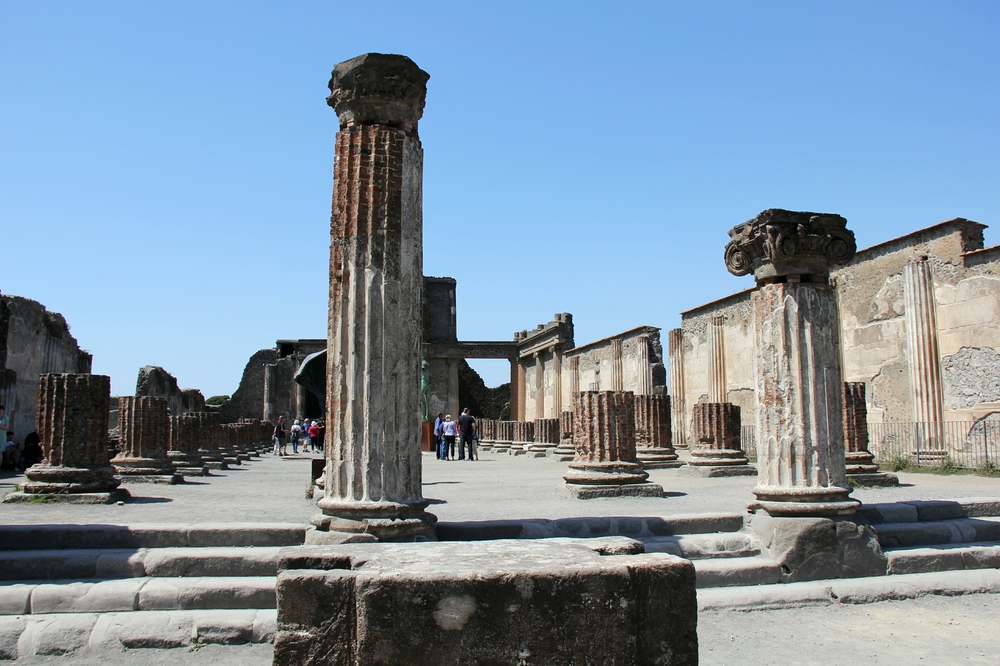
[327,53,429,131]
[724,208,856,282]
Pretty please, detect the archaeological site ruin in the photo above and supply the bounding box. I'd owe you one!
[3,50,1000,665]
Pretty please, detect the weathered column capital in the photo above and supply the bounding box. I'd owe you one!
[327,53,429,131]
[724,208,856,282]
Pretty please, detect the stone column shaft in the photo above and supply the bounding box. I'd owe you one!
[516,361,527,421]
[113,396,179,482]
[315,53,434,540]
[636,336,652,396]
[667,329,688,448]
[609,339,623,392]
[508,359,520,421]
[903,259,945,451]
[551,347,563,417]
[708,316,727,404]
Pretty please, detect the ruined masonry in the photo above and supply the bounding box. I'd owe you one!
[679,401,755,477]
[634,394,681,469]
[844,382,899,487]
[5,373,129,504]
[310,53,435,542]
[563,391,663,499]
[112,396,181,484]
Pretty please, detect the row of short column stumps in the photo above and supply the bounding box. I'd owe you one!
[2,373,273,504]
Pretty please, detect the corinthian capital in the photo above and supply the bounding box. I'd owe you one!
[327,53,429,131]
[724,209,856,281]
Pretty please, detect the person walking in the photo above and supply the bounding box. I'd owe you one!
[433,412,445,459]
[458,408,476,461]
[441,415,458,460]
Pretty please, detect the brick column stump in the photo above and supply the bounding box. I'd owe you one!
[4,374,130,504]
[635,394,682,469]
[679,403,756,478]
[844,382,898,487]
[562,391,663,499]
[112,396,182,484]
[169,414,209,476]
[551,410,576,461]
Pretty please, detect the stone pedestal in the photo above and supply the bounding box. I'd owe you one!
[551,410,576,461]
[5,374,129,504]
[195,413,228,470]
[679,402,755,478]
[635,394,681,469]
[510,421,535,456]
[725,209,859,516]
[310,53,436,543]
[273,540,698,666]
[493,421,513,454]
[112,396,182,484]
[528,418,559,456]
[217,425,243,466]
[563,391,663,499]
[844,382,898,487]
[168,414,209,476]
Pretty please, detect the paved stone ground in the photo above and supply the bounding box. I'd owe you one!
[3,450,1000,663]
[3,450,1000,524]
[700,593,1000,665]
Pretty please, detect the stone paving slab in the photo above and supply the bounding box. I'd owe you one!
[3,453,1000,526]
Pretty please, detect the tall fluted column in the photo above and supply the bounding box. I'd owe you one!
[6,374,129,503]
[551,345,563,417]
[635,394,680,469]
[263,364,276,424]
[562,391,663,499]
[667,329,688,449]
[609,339,623,391]
[636,335,652,396]
[533,352,544,420]
[113,396,181,483]
[707,316,727,404]
[568,356,579,396]
[313,53,435,541]
[516,361,527,421]
[844,382,899,486]
[508,359,520,421]
[725,208,858,516]
[903,258,945,453]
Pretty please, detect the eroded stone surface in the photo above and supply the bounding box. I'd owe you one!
[274,540,698,666]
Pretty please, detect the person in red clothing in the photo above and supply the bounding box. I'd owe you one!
[308,421,320,445]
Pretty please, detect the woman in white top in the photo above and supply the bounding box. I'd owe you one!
[441,415,458,460]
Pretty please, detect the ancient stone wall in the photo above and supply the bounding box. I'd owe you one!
[677,218,1000,429]
[0,295,92,439]
[135,366,204,418]
[218,348,277,423]
[457,359,510,420]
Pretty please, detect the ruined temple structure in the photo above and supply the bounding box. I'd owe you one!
[844,382,899,487]
[672,218,1000,460]
[309,53,435,542]
[4,374,129,504]
[0,295,92,439]
[563,391,663,499]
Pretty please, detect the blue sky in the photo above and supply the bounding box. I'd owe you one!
[2,1,998,396]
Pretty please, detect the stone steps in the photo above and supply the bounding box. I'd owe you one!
[886,541,1000,575]
[0,546,283,581]
[693,556,782,588]
[0,608,276,658]
[0,522,306,551]
[641,532,762,560]
[876,517,1000,549]
[0,576,275,614]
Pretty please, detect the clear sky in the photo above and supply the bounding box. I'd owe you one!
[2,1,998,396]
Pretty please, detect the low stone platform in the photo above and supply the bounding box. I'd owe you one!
[274,539,698,665]
[678,464,758,478]
[560,482,665,499]
[3,489,131,504]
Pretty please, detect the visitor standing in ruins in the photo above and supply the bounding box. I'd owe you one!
[290,420,302,454]
[273,415,286,456]
[308,421,320,453]
[0,406,8,434]
[442,415,458,460]
[458,408,477,461]
[434,412,445,459]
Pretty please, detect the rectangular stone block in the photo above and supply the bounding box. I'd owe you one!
[274,540,698,666]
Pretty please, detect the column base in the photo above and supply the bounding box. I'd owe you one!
[3,488,131,504]
[678,464,757,478]
[173,465,210,477]
[688,450,750,467]
[637,448,682,469]
[23,465,122,494]
[311,499,438,542]
[559,482,664,500]
[564,461,649,486]
[847,472,899,487]
[117,473,184,484]
[751,485,860,517]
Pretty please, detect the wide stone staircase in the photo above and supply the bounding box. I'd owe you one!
[0,523,306,658]
[3,498,1000,657]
